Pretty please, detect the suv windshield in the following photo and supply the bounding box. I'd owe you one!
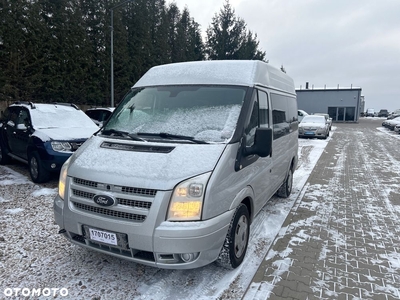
[103,85,246,143]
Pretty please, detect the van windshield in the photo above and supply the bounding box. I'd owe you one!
[103,85,246,143]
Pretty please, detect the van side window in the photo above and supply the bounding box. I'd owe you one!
[258,91,269,127]
[245,91,259,147]
[271,93,297,139]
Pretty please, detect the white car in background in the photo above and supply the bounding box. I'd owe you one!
[298,109,309,122]
[394,123,400,133]
[366,108,375,117]
[85,107,115,127]
[313,113,332,130]
[298,115,330,139]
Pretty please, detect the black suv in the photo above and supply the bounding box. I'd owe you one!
[0,102,98,183]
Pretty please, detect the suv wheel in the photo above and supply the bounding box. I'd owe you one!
[29,151,50,183]
[216,204,250,269]
[0,141,11,165]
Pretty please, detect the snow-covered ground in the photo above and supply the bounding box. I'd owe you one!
[1,129,331,299]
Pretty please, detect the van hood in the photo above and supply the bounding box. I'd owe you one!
[67,135,227,190]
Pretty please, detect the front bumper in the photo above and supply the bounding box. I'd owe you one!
[54,192,233,269]
[299,130,326,138]
[37,140,87,173]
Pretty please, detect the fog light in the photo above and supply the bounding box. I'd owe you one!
[180,253,199,263]
[51,163,57,169]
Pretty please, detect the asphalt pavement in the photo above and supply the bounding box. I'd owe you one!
[244,118,400,300]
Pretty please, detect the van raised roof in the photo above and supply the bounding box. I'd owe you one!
[134,60,296,95]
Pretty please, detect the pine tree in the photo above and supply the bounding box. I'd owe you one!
[167,2,182,62]
[80,0,109,106]
[205,0,265,61]
[180,7,204,62]
[0,0,45,102]
[188,19,204,61]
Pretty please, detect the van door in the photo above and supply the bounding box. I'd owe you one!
[240,89,274,212]
[270,93,295,193]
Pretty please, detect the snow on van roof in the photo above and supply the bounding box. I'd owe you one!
[134,60,296,94]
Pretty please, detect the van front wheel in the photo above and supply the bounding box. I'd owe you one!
[216,204,249,269]
[277,168,293,198]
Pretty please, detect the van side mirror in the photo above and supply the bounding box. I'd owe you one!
[244,127,272,157]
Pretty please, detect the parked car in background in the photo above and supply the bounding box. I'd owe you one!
[387,109,400,119]
[382,119,390,127]
[366,108,375,117]
[387,114,400,120]
[298,109,309,122]
[384,116,400,131]
[0,102,99,183]
[313,113,332,130]
[85,107,115,127]
[298,115,329,139]
[378,109,389,117]
[394,123,400,133]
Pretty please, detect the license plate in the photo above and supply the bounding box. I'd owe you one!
[305,132,315,135]
[88,228,118,245]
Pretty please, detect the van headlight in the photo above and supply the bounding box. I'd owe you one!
[58,157,71,200]
[167,172,211,221]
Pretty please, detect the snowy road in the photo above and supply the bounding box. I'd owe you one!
[1,127,330,300]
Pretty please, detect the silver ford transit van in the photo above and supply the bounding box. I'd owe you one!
[54,60,298,269]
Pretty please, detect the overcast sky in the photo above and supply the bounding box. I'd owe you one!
[171,0,400,112]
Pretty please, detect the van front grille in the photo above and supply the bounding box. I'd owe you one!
[72,189,152,209]
[74,177,98,188]
[73,177,157,197]
[72,202,147,222]
[72,189,95,199]
[121,186,157,197]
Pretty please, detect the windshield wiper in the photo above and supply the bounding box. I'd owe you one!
[137,132,208,144]
[101,129,146,142]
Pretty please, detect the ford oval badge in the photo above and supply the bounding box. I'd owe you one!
[93,195,115,206]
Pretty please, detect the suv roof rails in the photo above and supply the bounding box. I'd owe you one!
[53,103,80,110]
[13,101,36,109]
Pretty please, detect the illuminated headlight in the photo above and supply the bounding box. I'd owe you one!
[51,141,72,152]
[167,172,211,221]
[58,157,71,200]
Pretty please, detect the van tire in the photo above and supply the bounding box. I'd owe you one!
[216,204,249,269]
[29,151,50,183]
[277,168,293,198]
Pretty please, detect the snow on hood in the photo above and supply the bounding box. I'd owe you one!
[299,121,326,128]
[33,127,98,141]
[67,135,226,190]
